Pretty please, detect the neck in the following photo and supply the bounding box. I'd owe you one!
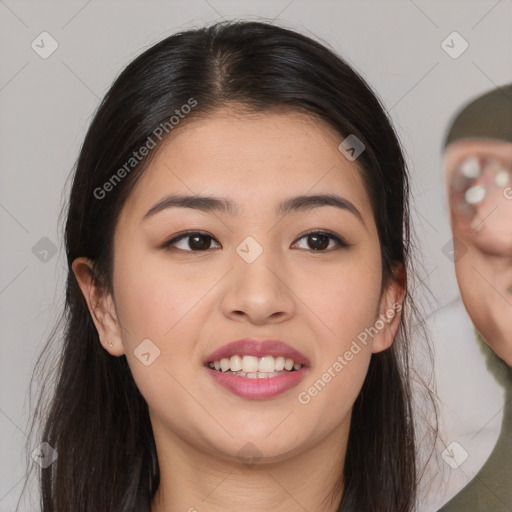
[150,418,348,512]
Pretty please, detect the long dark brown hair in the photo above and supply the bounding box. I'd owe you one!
[22,20,435,512]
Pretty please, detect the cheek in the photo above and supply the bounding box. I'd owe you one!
[323,274,381,339]
[112,255,213,417]
[297,251,382,343]
[290,253,381,404]
[112,253,212,343]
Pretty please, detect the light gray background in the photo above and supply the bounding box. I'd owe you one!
[1,1,511,511]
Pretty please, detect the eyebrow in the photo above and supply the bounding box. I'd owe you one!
[142,193,365,226]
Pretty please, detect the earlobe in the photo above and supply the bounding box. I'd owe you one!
[371,271,406,354]
[71,257,124,356]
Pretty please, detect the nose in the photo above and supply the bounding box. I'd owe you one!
[220,248,296,325]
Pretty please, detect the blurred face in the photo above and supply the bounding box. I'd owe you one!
[77,110,401,468]
[444,138,512,364]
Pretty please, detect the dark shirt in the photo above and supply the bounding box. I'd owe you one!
[438,364,512,511]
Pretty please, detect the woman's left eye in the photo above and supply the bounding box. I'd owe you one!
[292,231,349,251]
[162,231,221,251]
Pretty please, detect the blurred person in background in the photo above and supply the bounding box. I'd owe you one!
[438,84,512,511]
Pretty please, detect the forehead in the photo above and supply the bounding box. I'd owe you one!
[121,109,373,221]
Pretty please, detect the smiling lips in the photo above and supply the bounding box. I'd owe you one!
[204,338,309,399]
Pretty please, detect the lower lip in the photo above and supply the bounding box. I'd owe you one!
[205,367,308,399]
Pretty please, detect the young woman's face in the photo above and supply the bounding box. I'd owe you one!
[102,110,399,464]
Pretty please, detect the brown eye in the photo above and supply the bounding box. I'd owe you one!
[306,234,330,250]
[292,231,349,251]
[188,235,213,250]
[163,231,221,252]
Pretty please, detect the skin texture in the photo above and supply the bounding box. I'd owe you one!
[73,110,403,512]
[444,138,512,366]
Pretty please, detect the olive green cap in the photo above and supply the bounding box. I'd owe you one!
[444,84,512,147]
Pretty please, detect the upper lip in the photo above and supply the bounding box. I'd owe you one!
[204,338,310,367]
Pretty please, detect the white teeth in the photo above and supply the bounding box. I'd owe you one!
[208,354,304,373]
[242,355,260,373]
[284,358,294,371]
[230,355,242,371]
[220,358,230,372]
[258,356,275,372]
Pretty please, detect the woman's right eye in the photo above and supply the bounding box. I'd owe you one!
[162,231,221,252]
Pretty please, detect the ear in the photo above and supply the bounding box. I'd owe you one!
[71,257,125,356]
[371,266,406,354]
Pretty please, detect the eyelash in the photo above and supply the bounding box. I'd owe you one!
[161,230,350,252]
